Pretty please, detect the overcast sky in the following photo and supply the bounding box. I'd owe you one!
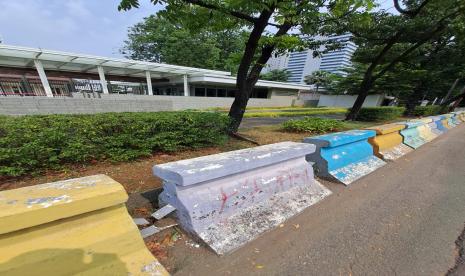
[0,0,395,58]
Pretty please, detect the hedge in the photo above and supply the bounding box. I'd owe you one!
[282,117,344,134]
[244,108,348,118]
[349,107,406,121]
[0,112,229,177]
[412,105,448,116]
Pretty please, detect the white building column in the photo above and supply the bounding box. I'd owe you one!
[146,71,153,95]
[97,65,109,94]
[33,59,53,97]
[183,74,189,96]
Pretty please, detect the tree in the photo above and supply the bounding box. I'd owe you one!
[121,15,246,72]
[304,70,339,93]
[260,69,291,82]
[337,10,465,114]
[342,0,465,120]
[119,0,373,132]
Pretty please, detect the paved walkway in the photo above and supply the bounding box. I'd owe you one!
[170,124,465,275]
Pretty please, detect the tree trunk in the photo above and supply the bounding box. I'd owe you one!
[443,85,465,111]
[405,84,425,115]
[345,77,373,120]
[228,85,253,132]
[440,78,460,104]
[227,8,274,133]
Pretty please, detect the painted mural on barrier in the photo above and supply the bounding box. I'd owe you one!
[304,130,386,185]
[154,142,332,255]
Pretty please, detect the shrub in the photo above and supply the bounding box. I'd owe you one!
[282,117,344,133]
[412,105,447,116]
[349,107,405,121]
[244,108,347,118]
[0,112,229,177]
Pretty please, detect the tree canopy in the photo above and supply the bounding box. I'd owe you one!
[119,0,374,131]
[304,70,340,93]
[260,69,291,82]
[122,15,246,72]
[340,0,465,119]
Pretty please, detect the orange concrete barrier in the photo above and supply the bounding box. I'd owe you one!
[367,123,413,161]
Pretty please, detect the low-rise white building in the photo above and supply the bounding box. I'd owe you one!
[0,45,310,115]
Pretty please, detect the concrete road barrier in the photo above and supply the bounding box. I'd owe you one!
[399,121,428,149]
[0,175,168,276]
[366,123,413,161]
[450,113,463,124]
[444,114,458,127]
[153,142,331,255]
[303,130,386,185]
[442,116,453,129]
[426,116,444,136]
[455,111,465,122]
[433,115,448,133]
[409,118,438,141]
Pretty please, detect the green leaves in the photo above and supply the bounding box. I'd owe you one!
[260,69,291,82]
[0,112,229,177]
[282,117,345,134]
[122,14,247,72]
[348,107,406,121]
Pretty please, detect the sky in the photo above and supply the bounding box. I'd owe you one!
[0,0,161,57]
[0,0,395,59]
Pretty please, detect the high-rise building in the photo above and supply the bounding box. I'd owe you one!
[263,34,357,84]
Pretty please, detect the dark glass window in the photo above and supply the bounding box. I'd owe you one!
[206,88,216,97]
[217,89,226,97]
[195,87,206,96]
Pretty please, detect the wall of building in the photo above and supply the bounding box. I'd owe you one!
[317,94,384,108]
[0,93,299,115]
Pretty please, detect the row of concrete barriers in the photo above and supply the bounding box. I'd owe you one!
[1,111,463,274]
[152,111,465,254]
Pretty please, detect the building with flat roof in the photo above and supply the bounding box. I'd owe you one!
[0,45,310,115]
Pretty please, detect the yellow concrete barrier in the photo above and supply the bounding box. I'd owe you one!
[367,123,413,161]
[0,175,169,276]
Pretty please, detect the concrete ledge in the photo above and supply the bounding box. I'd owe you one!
[366,123,412,161]
[426,116,444,136]
[0,175,168,275]
[400,122,428,149]
[304,130,386,185]
[153,142,331,254]
[409,118,438,141]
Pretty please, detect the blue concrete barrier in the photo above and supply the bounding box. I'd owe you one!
[303,130,386,185]
[153,142,332,255]
[428,116,444,136]
[433,115,448,133]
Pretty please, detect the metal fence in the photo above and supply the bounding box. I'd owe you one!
[0,78,73,97]
[1,77,151,97]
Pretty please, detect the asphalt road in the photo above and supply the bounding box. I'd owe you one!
[170,124,465,275]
